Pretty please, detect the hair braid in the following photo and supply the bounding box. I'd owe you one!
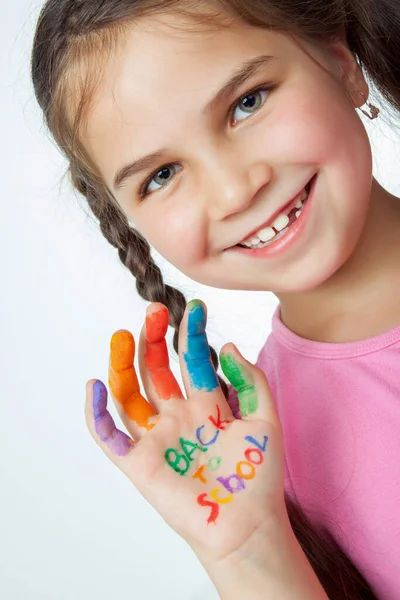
[71,164,228,397]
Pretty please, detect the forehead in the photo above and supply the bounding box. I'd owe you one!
[91,15,294,113]
[82,14,297,186]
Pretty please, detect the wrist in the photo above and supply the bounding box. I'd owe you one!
[200,514,329,600]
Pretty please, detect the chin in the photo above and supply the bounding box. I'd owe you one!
[272,242,363,294]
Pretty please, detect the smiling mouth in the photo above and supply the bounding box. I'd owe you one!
[236,176,315,249]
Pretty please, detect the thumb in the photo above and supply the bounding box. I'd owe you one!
[219,343,278,424]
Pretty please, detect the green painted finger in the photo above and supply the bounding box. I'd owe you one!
[219,350,258,417]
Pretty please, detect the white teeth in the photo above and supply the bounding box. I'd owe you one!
[242,238,260,248]
[294,198,303,209]
[239,183,310,248]
[258,227,276,242]
[270,226,289,243]
[271,213,290,232]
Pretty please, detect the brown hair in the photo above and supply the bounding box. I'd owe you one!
[31,1,399,597]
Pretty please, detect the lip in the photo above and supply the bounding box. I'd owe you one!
[229,172,317,258]
[233,175,315,248]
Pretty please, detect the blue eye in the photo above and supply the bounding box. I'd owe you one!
[231,88,269,124]
[141,163,182,197]
[138,86,273,199]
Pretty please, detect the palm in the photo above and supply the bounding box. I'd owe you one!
[86,300,284,564]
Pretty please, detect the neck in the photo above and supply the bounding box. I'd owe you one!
[276,178,400,342]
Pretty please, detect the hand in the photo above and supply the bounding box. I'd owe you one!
[85,300,287,568]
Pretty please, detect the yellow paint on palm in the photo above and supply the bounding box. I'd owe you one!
[108,330,157,430]
[211,488,233,504]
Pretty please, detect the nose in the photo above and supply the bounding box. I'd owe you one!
[201,150,273,221]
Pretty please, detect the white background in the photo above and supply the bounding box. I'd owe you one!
[2,1,400,598]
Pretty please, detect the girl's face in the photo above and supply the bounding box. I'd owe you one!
[84,13,372,292]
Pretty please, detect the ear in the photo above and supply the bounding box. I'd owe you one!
[325,30,369,108]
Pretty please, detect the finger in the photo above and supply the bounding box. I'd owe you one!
[138,303,184,412]
[85,379,135,466]
[219,343,279,423]
[178,299,220,398]
[108,330,159,440]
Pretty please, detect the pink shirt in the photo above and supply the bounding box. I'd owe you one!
[228,305,400,599]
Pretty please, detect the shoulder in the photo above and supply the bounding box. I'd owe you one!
[255,331,275,374]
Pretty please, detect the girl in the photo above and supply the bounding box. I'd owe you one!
[30,0,399,597]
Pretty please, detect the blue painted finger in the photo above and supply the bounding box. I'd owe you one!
[183,300,219,392]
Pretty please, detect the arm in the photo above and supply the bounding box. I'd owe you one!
[204,513,329,600]
[86,302,329,600]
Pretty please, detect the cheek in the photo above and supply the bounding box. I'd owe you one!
[306,97,373,219]
[271,97,360,163]
[269,86,372,207]
[145,203,206,269]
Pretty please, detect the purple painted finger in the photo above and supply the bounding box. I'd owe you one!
[93,380,135,456]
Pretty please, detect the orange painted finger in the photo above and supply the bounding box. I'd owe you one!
[108,330,158,431]
[143,303,184,401]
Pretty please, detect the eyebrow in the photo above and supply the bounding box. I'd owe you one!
[113,54,275,190]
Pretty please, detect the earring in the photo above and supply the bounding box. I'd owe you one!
[358,89,380,120]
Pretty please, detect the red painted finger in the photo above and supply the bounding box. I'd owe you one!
[144,303,184,401]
